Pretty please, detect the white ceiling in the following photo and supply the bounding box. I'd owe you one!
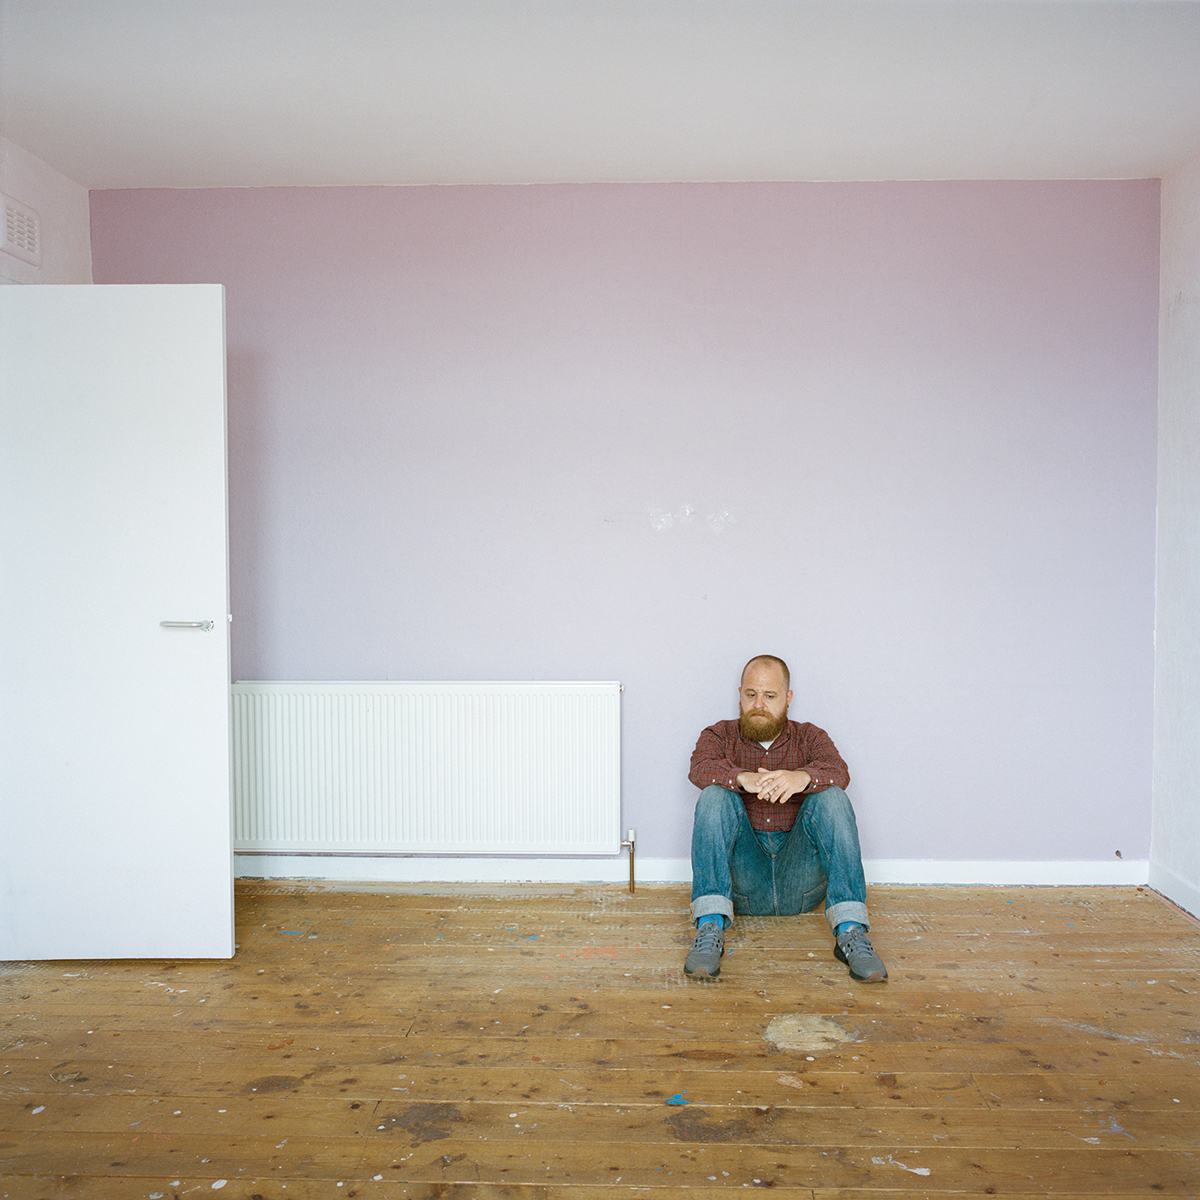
[2,0,1199,190]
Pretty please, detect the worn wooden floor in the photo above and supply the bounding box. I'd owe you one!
[2,882,1199,1198]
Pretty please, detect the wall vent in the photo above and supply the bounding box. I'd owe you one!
[1,193,41,266]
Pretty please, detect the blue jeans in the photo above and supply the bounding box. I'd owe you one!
[690,785,870,932]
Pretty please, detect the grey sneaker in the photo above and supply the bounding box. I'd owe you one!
[834,926,888,983]
[684,922,724,977]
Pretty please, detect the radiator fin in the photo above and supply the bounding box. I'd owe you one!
[231,681,621,855]
[1,192,40,265]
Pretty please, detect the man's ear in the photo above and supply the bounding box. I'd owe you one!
[786,690,793,708]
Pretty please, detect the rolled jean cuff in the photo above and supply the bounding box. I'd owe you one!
[691,894,734,928]
[827,900,869,932]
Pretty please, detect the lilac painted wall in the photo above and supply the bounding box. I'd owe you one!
[90,181,1159,866]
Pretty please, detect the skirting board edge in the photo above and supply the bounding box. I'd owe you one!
[1147,861,1200,920]
[234,855,1150,887]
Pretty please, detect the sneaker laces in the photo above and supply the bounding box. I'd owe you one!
[838,926,873,952]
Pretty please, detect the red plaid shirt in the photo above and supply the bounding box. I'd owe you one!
[688,719,850,832]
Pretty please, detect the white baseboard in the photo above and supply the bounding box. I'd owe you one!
[1147,861,1200,920]
[865,859,1149,886]
[233,854,688,885]
[234,854,1149,888]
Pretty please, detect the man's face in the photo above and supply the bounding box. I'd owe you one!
[738,662,792,743]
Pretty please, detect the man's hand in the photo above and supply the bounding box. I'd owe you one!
[736,767,812,803]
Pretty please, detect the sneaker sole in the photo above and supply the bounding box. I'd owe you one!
[834,946,888,983]
[850,968,887,983]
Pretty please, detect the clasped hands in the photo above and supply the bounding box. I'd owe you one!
[736,767,812,803]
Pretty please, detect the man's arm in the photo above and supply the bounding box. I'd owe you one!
[747,725,848,804]
[794,724,850,793]
[688,722,745,791]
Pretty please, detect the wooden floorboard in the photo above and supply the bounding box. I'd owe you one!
[1,882,1198,1198]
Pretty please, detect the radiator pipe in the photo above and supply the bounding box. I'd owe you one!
[621,827,635,893]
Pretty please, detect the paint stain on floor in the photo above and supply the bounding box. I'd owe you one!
[763,1013,856,1053]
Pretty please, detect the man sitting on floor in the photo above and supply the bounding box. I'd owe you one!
[684,654,887,983]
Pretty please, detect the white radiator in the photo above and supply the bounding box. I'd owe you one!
[231,681,622,856]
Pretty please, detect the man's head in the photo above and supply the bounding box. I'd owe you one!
[738,655,792,743]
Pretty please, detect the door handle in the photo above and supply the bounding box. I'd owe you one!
[160,620,214,631]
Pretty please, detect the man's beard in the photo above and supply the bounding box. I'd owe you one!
[740,709,787,743]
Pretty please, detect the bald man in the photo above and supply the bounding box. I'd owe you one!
[684,654,886,983]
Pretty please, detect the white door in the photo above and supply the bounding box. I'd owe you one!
[0,285,233,959]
